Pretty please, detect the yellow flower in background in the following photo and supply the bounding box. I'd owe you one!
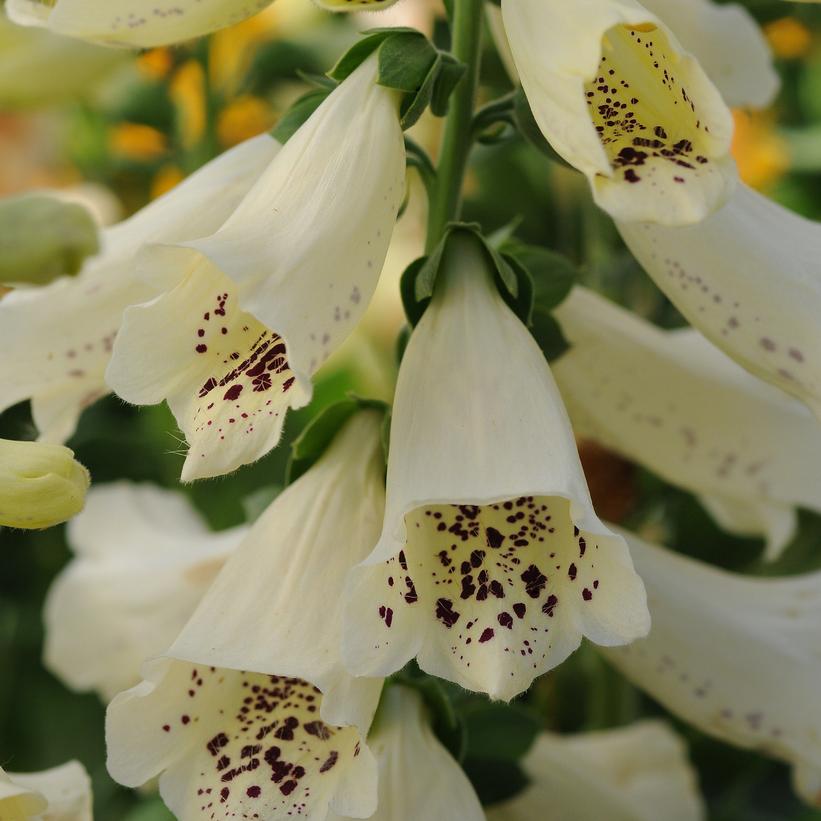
[765,17,813,60]
[217,96,275,148]
[170,60,207,150]
[731,109,789,190]
[150,165,185,199]
[135,48,173,81]
[108,123,167,162]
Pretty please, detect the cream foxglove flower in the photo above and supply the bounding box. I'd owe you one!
[553,287,821,560]
[6,0,277,48]
[0,133,279,445]
[617,184,821,420]
[106,410,386,820]
[106,56,406,482]
[342,231,649,701]
[0,439,89,530]
[501,0,736,226]
[44,482,245,702]
[488,721,705,821]
[314,0,402,10]
[638,0,778,109]
[603,527,821,807]
[488,0,777,111]
[0,762,92,821]
[328,685,483,821]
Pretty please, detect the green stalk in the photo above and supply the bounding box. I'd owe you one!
[425,0,484,252]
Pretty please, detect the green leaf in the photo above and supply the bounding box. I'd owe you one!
[463,757,530,806]
[398,51,441,130]
[430,53,467,117]
[529,311,570,362]
[496,252,534,325]
[285,396,388,484]
[399,256,430,327]
[502,240,577,313]
[378,33,437,93]
[270,88,331,144]
[328,27,420,83]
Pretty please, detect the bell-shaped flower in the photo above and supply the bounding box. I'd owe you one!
[342,231,649,701]
[106,56,406,482]
[602,526,821,807]
[553,287,821,560]
[0,761,92,821]
[500,0,736,225]
[313,0,403,10]
[6,0,279,48]
[0,439,90,530]
[107,410,387,820]
[0,133,279,445]
[44,481,245,702]
[488,721,705,821]
[327,685,484,821]
[617,184,821,420]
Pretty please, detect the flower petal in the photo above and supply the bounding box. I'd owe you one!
[553,287,821,560]
[488,722,705,821]
[603,526,821,807]
[342,232,649,701]
[107,57,405,481]
[0,133,279,443]
[107,660,378,820]
[617,184,821,418]
[501,0,736,225]
[327,686,483,821]
[639,0,778,109]
[44,482,244,701]
[3,762,92,821]
[7,0,277,47]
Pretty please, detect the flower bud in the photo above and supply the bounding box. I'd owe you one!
[0,439,90,530]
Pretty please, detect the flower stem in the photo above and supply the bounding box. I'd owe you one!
[425,0,484,252]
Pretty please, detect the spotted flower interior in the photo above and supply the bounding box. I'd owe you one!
[130,664,363,820]
[586,23,723,191]
[356,495,639,698]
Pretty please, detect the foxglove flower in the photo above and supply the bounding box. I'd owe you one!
[6,0,278,48]
[553,287,821,559]
[342,231,649,701]
[328,685,484,821]
[106,56,406,481]
[45,482,245,701]
[107,410,386,820]
[0,762,92,821]
[488,722,705,821]
[617,184,821,420]
[0,133,279,445]
[603,527,821,806]
[0,439,89,530]
[501,0,736,225]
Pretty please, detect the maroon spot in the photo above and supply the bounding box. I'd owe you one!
[512,603,526,619]
[181,715,190,725]
[568,564,577,581]
[435,598,460,628]
[319,751,339,773]
[304,721,332,740]
[582,588,593,601]
[498,612,514,629]
[196,344,208,354]
[486,527,504,548]
[162,724,170,733]
[247,786,261,798]
[207,733,229,756]
[542,594,558,617]
[220,787,229,803]
[521,565,548,598]
[479,628,495,643]
[280,780,298,796]
[223,384,243,401]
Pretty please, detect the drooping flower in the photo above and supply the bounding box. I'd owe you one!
[500,0,736,225]
[106,410,387,819]
[44,482,245,702]
[0,439,90,530]
[617,184,821,420]
[488,721,705,821]
[553,287,821,559]
[106,56,406,481]
[327,685,484,821]
[0,761,92,821]
[342,231,649,701]
[0,133,279,444]
[603,526,821,807]
[6,0,278,48]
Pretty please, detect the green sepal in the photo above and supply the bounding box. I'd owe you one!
[530,311,570,362]
[501,239,577,314]
[285,395,390,485]
[400,223,533,327]
[270,88,331,144]
[0,194,99,285]
[329,28,465,130]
